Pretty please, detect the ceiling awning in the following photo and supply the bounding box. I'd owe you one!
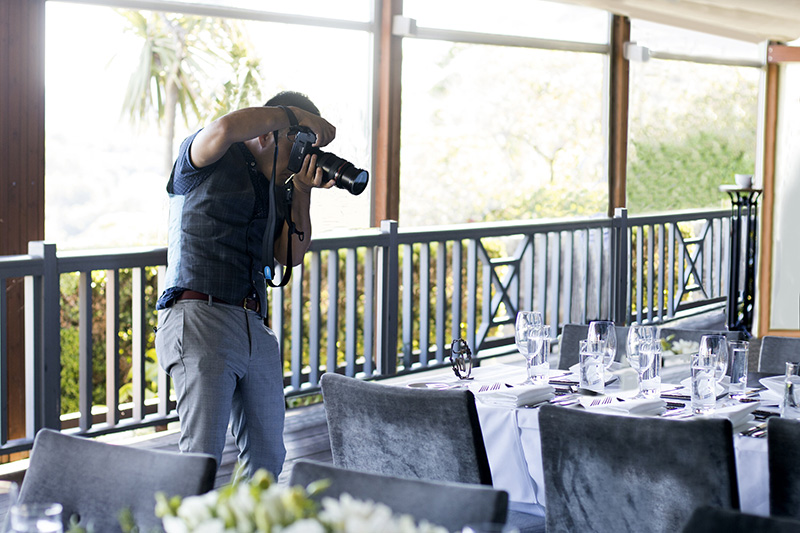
[555,0,800,43]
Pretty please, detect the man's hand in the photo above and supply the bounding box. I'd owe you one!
[292,107,336,148]
[292,153,336,195]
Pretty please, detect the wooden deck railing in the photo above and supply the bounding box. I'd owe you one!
[0,208,732,452]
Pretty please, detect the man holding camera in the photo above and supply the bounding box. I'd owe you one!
[155,91,335,478]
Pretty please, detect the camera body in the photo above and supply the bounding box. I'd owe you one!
[286,126,369,196]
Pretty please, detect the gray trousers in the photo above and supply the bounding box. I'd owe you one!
[155,299,286,478]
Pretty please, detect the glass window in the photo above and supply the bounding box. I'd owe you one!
[631,19,762,63]
[400,40,607,226]
[626,58,760,214]
[45,2,372,250]
[403,0,609,43]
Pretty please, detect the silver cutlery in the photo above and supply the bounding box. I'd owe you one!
[478,382,504,393]
[589,396,614,407]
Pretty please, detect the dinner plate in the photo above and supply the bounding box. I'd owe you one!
[406,382,456,389]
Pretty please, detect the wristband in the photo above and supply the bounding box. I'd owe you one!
[277,105,299,128]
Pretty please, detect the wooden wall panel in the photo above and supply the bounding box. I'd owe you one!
[0,0,46,442]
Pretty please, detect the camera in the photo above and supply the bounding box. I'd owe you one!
[287,127,369,196]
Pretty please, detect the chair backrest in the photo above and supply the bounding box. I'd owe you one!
[320,372,493,485]
[682,505,800,533]
[289,459,508,531]
[18,429,216,532]
[768,417,800,519]
[538,404,739,533]
[558,323,629,370]
[759,336,800,374]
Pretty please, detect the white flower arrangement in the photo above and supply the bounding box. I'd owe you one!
[155,468,449,533]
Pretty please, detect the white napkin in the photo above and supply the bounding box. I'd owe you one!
[679,376,728,397]
[581,396,666,416]
[475,384,554,408]
[568,362,619,383]
[758,376,783,405]
[696,401,760,431]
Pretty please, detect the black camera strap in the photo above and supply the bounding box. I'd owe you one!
[262,106,304,288]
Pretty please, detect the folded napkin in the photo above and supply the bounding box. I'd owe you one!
[758,376,783,405]
[679,376,728,397]
[475,384,554,408]
[567,362,619,384]
[581,396,666,416]
[696,401,760,431]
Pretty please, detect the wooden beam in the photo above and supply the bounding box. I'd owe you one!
[608,15,630,217]
[372,0,402,226]
[0,0,46,443]
[767,44,800,63]
[757,57,780,337]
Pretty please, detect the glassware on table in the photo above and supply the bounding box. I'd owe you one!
[450,338,474,380]
[691,351,717,415]
[728,340,750,399]
[699,334,729,383]
[462,524,521,533]
[588,320,616,369]
[782,361,800,419]
[526,326,551,386]
[579,339,605,393]
[8,503,63,533]
[627,325,660,398]
[515,311,544,385]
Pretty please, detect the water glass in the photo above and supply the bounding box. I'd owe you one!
[728,340,749,399]
[8,503,63,533]
[639,340,662,399]
[588,321,616,369]
[526,334,550,386]
[782,362,800,419]
[699,334,729,382]
[579,339,605,393]
[462,524,520,533]
[691,351,717,414]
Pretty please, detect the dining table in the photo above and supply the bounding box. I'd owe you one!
[391,357,777,519]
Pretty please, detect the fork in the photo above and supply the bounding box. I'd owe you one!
[589,396,614,407]
[478,383,503,393]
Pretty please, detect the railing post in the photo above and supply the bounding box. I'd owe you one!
[25,241,61,435]
[376,220,398,376]
[610,209,629,325]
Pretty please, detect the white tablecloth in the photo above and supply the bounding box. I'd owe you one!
[467,364,770,516]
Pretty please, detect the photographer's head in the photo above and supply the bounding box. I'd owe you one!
[264,91,320,117]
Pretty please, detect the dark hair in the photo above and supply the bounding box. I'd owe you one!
[264,91,320,116]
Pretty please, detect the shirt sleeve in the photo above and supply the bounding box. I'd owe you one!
[167,129,216,195]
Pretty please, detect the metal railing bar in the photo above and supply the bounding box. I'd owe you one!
[291,266,304,391]
[326,250,339,375]
[105,269,120,427]
[418,243,430,366]
[345,248,358,376]
[78,271,93,432]
[132,267,147,422]
[435,242,447,363]
[401,244,413,368]
[308,252,322,386]
[362,247,374,375]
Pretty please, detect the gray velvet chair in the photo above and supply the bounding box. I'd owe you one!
[682,505,800,532]
[288,459,509,531]
[758,335,800,374]
[768,417,800,519]
[18,428,216,532]
[320,372,492,485]
[558,323,629,370]
[538,404,739,533]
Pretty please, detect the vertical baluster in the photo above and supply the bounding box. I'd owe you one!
[451,240,462,341]
[156,266,171,418]
[132,267,146,422]
[0,276,7,444]
[551,233,561,328]
[402,244,413,368]
[309,251,322,385]
[327,250,339,375]
[106,269,120,427]
[345,248,358,376]
[564,231,574,324]
[581,229,590,324]
[636,226,643,324]
[79,271,93,432]
[419,243,430,366]
[435,242,446,363]
[658,224,665,322]
[647,224,655,322]
[291,264,304,388]
[363,247,374,376]
[466,239,478,354]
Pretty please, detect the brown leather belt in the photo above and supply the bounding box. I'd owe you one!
[178,290,260,313]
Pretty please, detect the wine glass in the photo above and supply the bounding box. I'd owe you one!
[588,321,616,369]
[699,334,729,382]
[627,325,659,398]
[515,312,544,384]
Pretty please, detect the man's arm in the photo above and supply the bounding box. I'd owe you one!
[190,106,335,168]
[274,153,335,266]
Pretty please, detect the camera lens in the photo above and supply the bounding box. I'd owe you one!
[315,151,369,196]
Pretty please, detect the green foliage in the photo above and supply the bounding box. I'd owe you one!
[627,130,755,213]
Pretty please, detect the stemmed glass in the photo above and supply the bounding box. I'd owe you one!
[588,321,617,369]
[699,334,729,383]
[515,311,544,385]
[627,325,659,398]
